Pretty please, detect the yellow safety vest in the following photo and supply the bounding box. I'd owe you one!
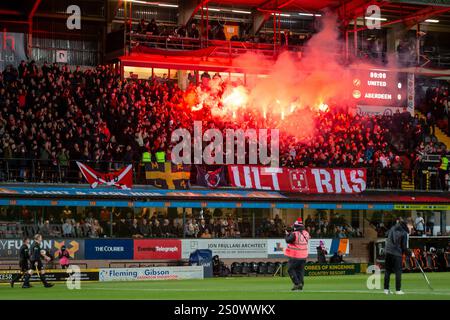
[440,156,449,171]
[142,152,151,163]
[155,151,166,163]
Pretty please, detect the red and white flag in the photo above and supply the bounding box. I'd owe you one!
[76,162,133,190]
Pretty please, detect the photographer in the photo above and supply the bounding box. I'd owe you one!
[284,218,310,291]
[55,245,71,269]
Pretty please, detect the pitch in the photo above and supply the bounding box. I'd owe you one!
[1,273,449,300]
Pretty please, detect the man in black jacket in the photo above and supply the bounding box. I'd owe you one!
[384,218,411,295]
[10,237,33,288]
[29,234,54,288]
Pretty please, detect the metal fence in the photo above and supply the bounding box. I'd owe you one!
[0,158,143,184]
[0,158,448,191]
[128,33,304,59]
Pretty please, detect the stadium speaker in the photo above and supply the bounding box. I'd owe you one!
[258,262,268,275]
[231,262,242,274]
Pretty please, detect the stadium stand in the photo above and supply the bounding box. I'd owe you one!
[1,61,448,190]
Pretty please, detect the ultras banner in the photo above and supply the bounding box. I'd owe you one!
[227,166,366,193]
[0,30,27,70]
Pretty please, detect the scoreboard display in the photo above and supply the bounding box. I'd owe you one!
[351,69,413,116]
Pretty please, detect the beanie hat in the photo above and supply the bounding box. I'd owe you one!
[293,217,304,230]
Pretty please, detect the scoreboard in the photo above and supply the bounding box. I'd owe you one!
[351,69,414,116]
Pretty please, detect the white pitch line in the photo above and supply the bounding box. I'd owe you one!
[86,287,450,296]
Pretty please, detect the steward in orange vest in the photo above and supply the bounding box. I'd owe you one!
[285,218,310,291]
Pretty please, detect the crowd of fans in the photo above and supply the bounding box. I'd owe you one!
[0,60,187,182]
[370,212,440,237]
[304,213,363,238]
[0,60,448,190]
[419,81,450,136]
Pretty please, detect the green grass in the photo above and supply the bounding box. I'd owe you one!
[1,273,450,300]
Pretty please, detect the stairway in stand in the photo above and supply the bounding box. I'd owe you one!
[417,111,450,149]
[434,126,450,150]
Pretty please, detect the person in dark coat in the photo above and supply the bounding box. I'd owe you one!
[29,234,54,288]
[10,237,32,288]
[146,19,159,35]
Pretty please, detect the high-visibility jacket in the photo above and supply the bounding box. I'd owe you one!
[155,151,166,163]
[142,152,152,163]
[285,230,310,259]
[440,156,448,171]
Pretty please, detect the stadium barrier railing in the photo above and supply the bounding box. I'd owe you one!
[127,33,304,59]
[0,157,448,191]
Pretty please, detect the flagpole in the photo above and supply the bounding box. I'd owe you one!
[182,208,186,238]
[110,209,113,237]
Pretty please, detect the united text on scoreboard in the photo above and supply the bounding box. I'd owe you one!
[352,68,412,116]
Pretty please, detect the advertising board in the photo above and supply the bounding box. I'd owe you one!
[85,239,133,260]
[182,239,268,259]
[0,239,84,260]
[267,238,350,258]
[134,239,182,260]
[98,266,204,281]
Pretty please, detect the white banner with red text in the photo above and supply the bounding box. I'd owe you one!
[227,166,366,193]
[181,239,350,259]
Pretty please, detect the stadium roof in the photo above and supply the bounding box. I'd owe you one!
[0,0,41,21]
[206,0,339,12]
[1,1,450,29]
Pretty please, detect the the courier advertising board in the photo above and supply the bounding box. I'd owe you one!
[84,239,133,260]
